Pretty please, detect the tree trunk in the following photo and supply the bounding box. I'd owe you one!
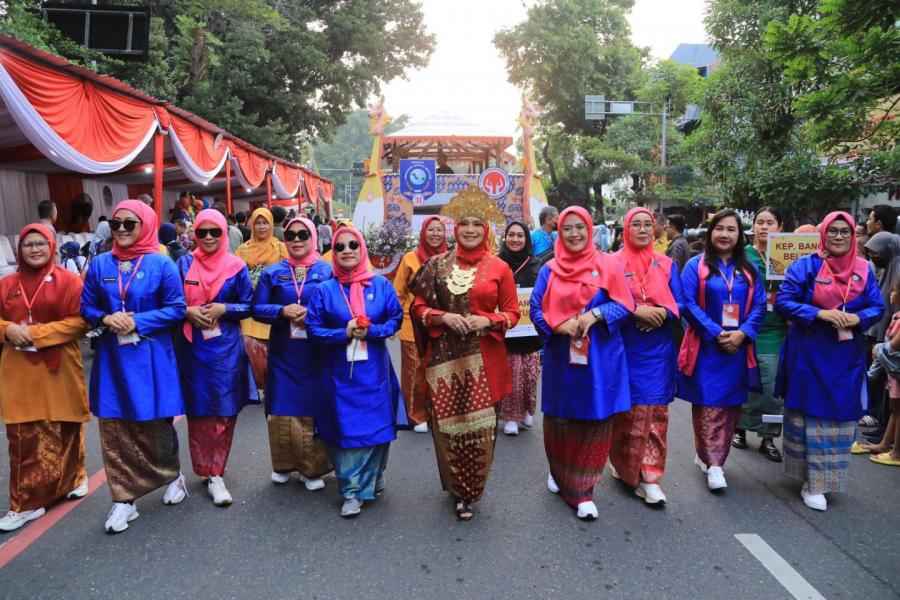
[541,141,559,187]
[592,181,604,217]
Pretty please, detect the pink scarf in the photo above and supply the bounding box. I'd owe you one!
[183,209,246,341]
[111,200,160,260]
[542,206,634,329]
[332,227,375,318]
[283,217,321,267]
[615,207,679,317]
[811,211,868,310]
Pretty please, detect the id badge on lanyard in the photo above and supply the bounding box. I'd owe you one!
[290,268,309,339]
[721,267,740,328]
[569,337,590,365]
[201,325,222,340]
[291,321,308,339]
[346,340,368,362]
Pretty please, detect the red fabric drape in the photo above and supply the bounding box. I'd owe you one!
[229,144,267,188]
[46,174,85,233]
[273,162,302,196]
[302,170,319,202]
[0,48,156,162]
[169,115,227,171]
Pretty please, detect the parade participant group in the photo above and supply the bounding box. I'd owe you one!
[0,190,891,535]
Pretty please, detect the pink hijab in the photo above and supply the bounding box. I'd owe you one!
[542,206,634,329]
[283,217,320,267]
[183,209,246,341]
[811,211,868,310]
[615,207,679,317]
[332,227,375,318]
[111,200,160,260]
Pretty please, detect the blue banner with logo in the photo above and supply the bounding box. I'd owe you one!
[399,159,436,205]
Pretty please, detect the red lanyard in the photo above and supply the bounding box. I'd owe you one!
[337,282,357,318]
[17,266,54,324]
[722,262,736,302]
[117,256,144,312]
[289,265,309,304]
[627,261,659,303]
[821,261,853,310]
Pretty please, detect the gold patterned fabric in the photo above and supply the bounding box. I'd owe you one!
[267,416,333,478]
[7,421,86,512]
[429,406,497,503]
[99,418,180,503]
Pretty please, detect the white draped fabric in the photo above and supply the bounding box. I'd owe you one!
[168,128,229,185]
[230,157,261,192]
[271,168,300,199]
[0,168,50,235]
[0,63,158,175]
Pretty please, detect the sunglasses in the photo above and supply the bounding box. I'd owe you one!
[196,228,223,239]
[284,229,312,242]
[334,240,360,252]
[109,219,140,232]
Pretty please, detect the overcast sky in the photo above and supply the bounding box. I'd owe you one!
[380,0,709,137]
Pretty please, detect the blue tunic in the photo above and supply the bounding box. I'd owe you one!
[620,261,685,405]
[306,276,405,448]
[530,265,632,421]
[175,255,255,417]
[251,259,333,416]
[676,255,767,407]
[81,252,186,420]
[775,254,885,421]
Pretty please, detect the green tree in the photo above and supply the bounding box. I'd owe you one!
[688,0,858,218]
[0,0,434,162]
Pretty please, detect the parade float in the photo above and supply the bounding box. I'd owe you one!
[353,98,549,277]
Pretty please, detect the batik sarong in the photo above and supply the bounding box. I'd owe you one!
[609,405,668,488]
[430,407,497,502]
[543,415,613,507]
[267,415,333,478]
[400,340,428,425]
[498,351,540,424]
[244,336,268,392]
[783,410,855,494]
[187,416,237,478]
[325,443,389,501]
[7,421,86,512]
[692,405,741,467]
[99,418,180,503]
[738,353,783,437]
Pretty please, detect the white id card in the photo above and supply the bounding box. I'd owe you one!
[14,345,38,353]
[118,332,140,346]
[722,303,740,328]
[569,337,589,366]
[290,323,308,339]
[766,291,776,312]
[346,340,368,362]
[837,327,854,342]
[201,325,222,340]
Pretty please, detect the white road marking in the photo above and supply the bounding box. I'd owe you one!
[735,534,826,600]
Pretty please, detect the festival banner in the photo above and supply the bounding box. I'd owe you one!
[766,233,819,280]
[506,287,537,338]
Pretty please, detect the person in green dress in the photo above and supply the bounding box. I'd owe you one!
[733,206,788,461]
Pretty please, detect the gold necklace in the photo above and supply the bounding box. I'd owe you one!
[447,262,478,295]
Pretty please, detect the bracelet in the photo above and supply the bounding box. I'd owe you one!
[421,308,434,327]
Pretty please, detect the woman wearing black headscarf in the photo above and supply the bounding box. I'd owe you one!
[497,220,544,436]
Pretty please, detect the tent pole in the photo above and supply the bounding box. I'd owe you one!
[266,172,272,209]
[225,157,232,214]
[153,130,164,223]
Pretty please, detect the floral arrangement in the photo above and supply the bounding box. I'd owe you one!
[362,220,418,256]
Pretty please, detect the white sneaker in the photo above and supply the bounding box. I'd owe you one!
[635,482,667,505]
[801,483,827,511]
[576,501,599,520]
[608,463,621,480]
[271,471,291,484]
[207,476,232,506]
[547,473,559,494]
[104,503,138,534]
[693,455,708,473]
[66,479,89,500]
[162,473,188,505]
[503,421,519,436]
[707,466,727,490]
[413,422,429,434]
[522,412,534,429]
[299,475,325,491]
[341,497,363,518]
[0,508,46,532]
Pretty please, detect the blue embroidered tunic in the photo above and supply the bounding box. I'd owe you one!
[175,254,255,417]
[81,252,186,420]
[251,259,333,416]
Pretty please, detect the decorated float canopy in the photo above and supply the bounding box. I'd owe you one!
[0,35,333,237]
[352,99,548,234]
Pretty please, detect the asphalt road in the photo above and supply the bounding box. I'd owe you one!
[0,341,897,599]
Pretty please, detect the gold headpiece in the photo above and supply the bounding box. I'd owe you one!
[439,186,504,228]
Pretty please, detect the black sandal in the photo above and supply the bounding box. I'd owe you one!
[455,499,475,521]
